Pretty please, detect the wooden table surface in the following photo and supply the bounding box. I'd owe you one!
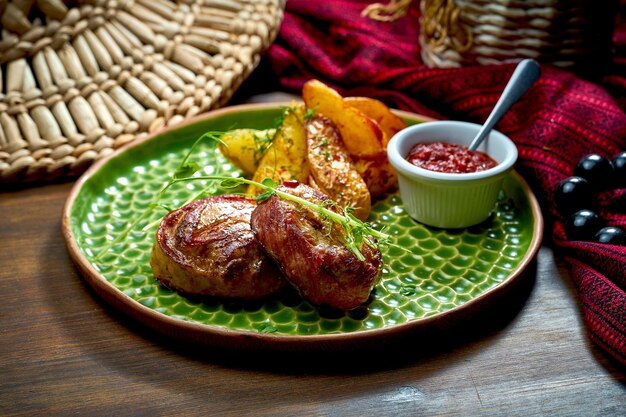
[1,105,625,416]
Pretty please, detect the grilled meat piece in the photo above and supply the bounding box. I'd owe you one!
[150,195,286,299]
[250,182,383,310]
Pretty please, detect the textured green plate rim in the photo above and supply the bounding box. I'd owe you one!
[62,103,543,351]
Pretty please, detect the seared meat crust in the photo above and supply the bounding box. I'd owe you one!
[250,182,382,310]
[150,195,286,299]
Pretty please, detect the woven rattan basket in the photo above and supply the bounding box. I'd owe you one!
[420,0,617,74]
[0,0,285,184]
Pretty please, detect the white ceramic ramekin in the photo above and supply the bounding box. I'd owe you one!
[387,121,518,228]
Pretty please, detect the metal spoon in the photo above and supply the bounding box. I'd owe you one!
[468,59,541,151]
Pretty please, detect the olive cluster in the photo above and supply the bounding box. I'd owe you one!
[554,151,626,245]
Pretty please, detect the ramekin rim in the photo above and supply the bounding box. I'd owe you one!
[387,121,518,182]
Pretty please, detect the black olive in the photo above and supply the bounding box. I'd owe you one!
[610,151,626,188]
[574,154,613,188]
[554,176,595,215]
[593,226,626,245]
[566,209,603,241]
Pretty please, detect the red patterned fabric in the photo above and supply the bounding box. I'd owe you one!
[265,0,626,364]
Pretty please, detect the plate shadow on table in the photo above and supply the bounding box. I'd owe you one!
[51,243,539,377]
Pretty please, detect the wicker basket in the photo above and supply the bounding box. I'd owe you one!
[0,0,285,184]
[420,0,617,74]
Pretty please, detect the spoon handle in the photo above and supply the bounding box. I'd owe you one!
[468,59,541,151]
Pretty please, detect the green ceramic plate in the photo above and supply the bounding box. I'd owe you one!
[62,103,543,351]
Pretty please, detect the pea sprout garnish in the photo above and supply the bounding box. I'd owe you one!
[95,106,405,261]
[161,175,393,261]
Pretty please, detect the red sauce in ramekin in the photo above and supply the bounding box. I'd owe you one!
[406,142,497,174]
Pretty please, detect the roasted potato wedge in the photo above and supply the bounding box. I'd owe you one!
[302,80,384,157]
[248,106,310,196]
[352,152,398,198]
[219,128,275,175]
[344,96,407,147]
[306,114,371,220]
[342,96,403,196]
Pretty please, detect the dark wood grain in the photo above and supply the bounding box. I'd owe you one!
[1,158,625,416]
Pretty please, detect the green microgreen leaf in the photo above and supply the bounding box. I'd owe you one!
[304,106,316,122]
[254,178,278,202]
[173,161,200,179]
[256,190,275,202]
[219,178,246,189]
[261,177,278,188]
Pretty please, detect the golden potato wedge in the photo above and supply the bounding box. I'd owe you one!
[344,96,407,147]
[306,114,371,221]
[302,80,384,157]
[248,106,310,196]
[352,152,398,198]
[218,128,275,175]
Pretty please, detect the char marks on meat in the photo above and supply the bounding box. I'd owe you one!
[150,195,286,299]
[250,182,383,310]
